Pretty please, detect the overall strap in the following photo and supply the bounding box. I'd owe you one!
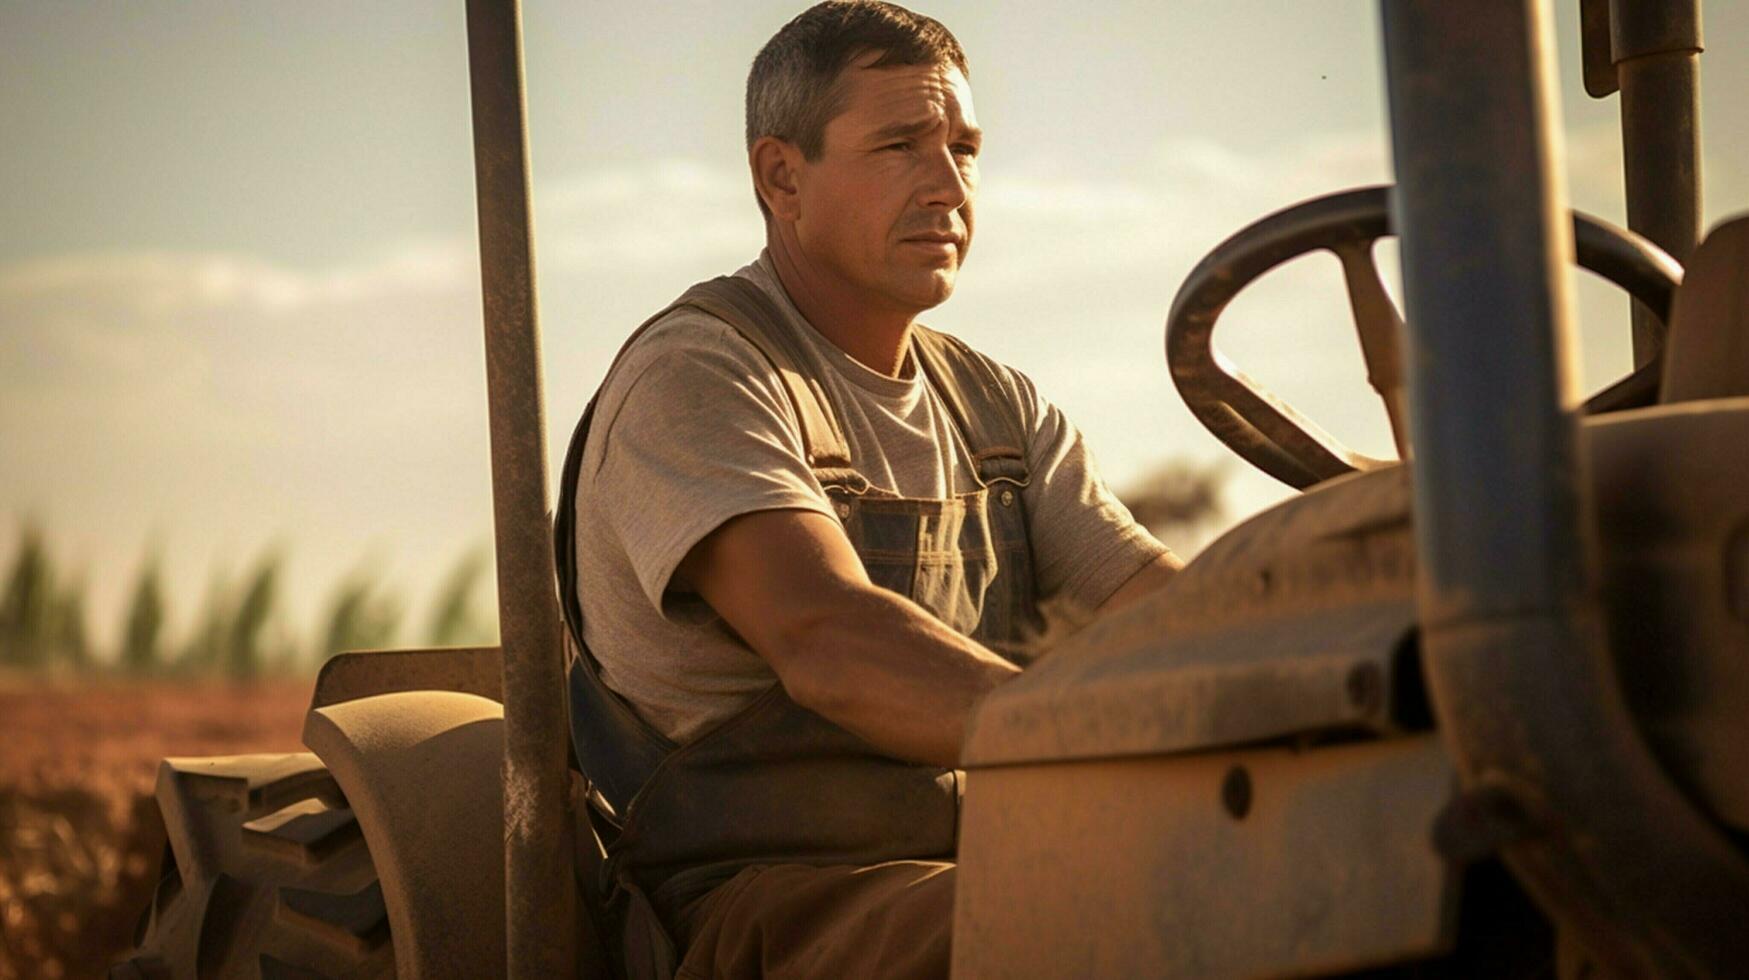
[910,325,1032,487]
[678,277,855,470]
[554,294,681,817]
[552,275,863,817]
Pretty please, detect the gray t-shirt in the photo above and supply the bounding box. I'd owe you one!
[575,252,1168,743]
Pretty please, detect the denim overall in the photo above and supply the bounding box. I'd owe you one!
[554,276,1045,973]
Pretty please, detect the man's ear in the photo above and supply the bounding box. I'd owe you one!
[750,136,805,222]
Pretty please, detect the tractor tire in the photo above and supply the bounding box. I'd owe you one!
[110,753,395,980]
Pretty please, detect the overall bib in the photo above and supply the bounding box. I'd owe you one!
[554,277,1045,976]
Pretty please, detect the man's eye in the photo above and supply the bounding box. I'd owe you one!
[882,141,911,152]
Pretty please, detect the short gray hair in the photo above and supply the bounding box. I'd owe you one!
[745,2,969,215]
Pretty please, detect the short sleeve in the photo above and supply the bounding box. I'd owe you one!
[1005,367,1173,612]
[588,318,839,618]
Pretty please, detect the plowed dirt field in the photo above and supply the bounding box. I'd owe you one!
[0,673,310,979]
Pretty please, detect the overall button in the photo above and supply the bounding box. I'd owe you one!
[999,489,1016,507]
[836,501,852,519]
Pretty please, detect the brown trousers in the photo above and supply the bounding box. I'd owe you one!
[674,860,956,980]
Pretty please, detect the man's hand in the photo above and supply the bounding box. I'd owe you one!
[673,508,1020,768]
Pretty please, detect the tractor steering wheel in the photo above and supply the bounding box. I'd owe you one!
[1163,185,1683,490]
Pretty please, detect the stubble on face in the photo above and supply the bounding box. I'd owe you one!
[799,55,981,318]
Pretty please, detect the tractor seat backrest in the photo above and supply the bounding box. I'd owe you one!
[1661,216,1749,404]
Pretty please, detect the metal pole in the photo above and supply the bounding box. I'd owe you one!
[1382,0,1749,974]
[1613,0,1703,366]
[463,2,577,977]
[1387,0,1590,624]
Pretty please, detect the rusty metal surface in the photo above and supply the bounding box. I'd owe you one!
[963,598,1411,768]
[964,464,1418,767]
[1384,2,1749,975]
[970,393,1749,834]
[1163,185,1680,490]
[304,692,507,980]
[462,0,575,976]
[1660,217,1749,403]
[953,736,1459,979]
[309,646,504,711]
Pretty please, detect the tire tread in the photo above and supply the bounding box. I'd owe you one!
[115,753,394,979]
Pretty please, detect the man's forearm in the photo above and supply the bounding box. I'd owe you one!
[778,584,1020,768]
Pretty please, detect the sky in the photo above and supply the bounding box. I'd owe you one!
[4,1,1749,653]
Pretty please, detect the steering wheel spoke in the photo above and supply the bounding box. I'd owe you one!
[1332,240,1411,459]
[1201,349,1386,486]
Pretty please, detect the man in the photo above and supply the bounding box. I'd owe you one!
[556,3,1180,977]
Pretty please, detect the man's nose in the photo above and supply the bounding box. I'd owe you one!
[916,145,972,211]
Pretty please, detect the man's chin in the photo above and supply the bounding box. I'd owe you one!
[890,267,959,312]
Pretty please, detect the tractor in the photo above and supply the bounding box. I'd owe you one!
[114,0,1749,976]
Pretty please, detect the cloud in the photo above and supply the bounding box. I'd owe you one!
[538,159,762,272]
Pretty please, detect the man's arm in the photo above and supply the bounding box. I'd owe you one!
[1097,551,1183,614]
[674,508,1020,768]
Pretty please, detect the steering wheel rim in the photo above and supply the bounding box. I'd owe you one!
[1164,184,1684,490]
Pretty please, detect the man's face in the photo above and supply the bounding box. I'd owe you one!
[793,54,981,316]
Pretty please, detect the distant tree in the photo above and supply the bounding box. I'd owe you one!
[178,571,234,672]
[225,551,284,678]
[53,573,91,668]
[319,569,403,661]
[0,525,95,668]
[264,620,306,674]
[0,525,54,667]
[1119,459,1232,545]
[121,553,167,672]
[424,545,496,648]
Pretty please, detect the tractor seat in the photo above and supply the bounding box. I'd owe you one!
[1661,215,1749,403]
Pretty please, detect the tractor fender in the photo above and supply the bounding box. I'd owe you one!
[303,690,506,980]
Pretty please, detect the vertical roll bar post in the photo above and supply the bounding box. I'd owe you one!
[1383,0,1749,973]
[463,1,578,976]
[1581,0,1704,366]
